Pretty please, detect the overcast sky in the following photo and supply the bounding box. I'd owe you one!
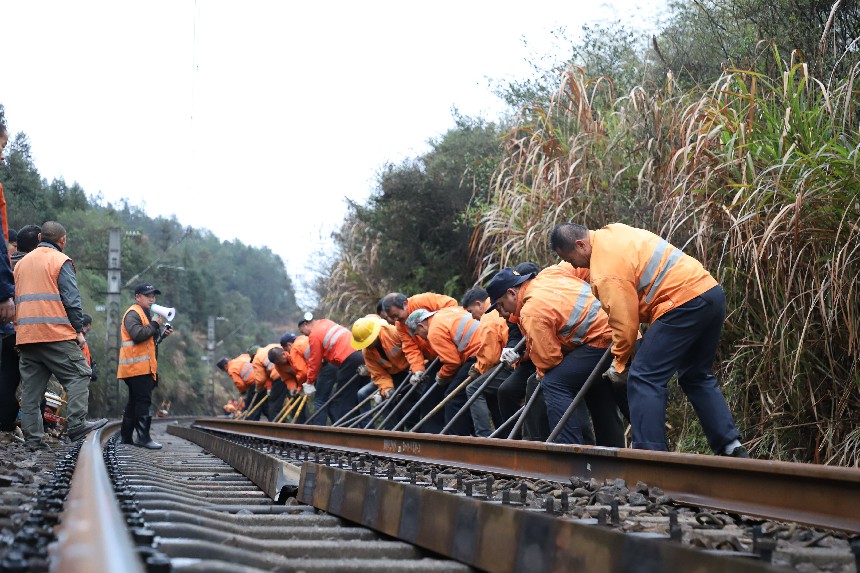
[2,1,665,307]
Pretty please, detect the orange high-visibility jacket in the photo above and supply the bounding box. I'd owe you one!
[425,306,503,379]
[307,319,355,383]
[14,247,77,344]
[513,271,613,378]
[82,341,92,366]
[273,351,299,392]
[543,261,590,283]
[227,353,255,393]
[252,343,281,391]
[117,305,158,379]
[588,223,718,372]
[363,323,410,392]
[475,311,508,375]
[290,335,310,384]
[395,292,458,373]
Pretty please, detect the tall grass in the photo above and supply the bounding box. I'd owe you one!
[475,52,860,465]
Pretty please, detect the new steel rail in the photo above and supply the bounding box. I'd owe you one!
[191,418,860,534]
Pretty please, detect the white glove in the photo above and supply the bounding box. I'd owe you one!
[302,382,317,396]
[409,371,426,385]
[372,392,383,405]
[500,347,521,366]
[357,364,369,377]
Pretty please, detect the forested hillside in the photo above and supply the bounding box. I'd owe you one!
[316,0,860,465]
[0,109,299,416]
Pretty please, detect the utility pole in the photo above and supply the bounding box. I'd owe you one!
[106,228,122,410]
[208,315,216,414]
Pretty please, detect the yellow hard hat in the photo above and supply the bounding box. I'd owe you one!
[351,315,383,350]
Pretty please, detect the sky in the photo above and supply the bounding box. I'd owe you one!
[2,0,665,307]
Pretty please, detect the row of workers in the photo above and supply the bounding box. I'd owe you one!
[219,223,747,456]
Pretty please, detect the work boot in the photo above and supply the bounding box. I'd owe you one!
[67,418,108,442]
[134,416,162,449]
[120,416,135,444]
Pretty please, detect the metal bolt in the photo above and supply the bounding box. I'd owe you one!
[752,526,776,563]
[436,477,444,491]
[387,463,395,480]
[486,475,494,500]
[545,497,555,513]
[145,554,172,573]
[560,492,569,512]
[457,475,464,491]
[502,490,511,505]
[132,528,156,546]
[409,471,417,485]
[610,498,620,526]
[669,510,681,542]
[520,483,528,505]
[465,483,473,497]
[597,508,608,526]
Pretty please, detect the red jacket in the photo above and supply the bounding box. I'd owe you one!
[307,319,355,382]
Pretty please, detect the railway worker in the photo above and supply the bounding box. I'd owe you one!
[381,292,457,387]
[0,125,16,442]
[267,344,304,422]
[239,344,268,421]
[550,222,747,456]
[15,222,107,450]
[217,352,255,407]
[406,305,507,435]
[250,343,287,421]
[116,282,173,449]
[459,287,509,437]
[494,262,550,441]
[487,265,626,446]
[0,225,40,440]
[350,315,411,427]
[305,316,370,424]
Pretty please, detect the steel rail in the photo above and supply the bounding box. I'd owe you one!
[51,422,146,573]
[192,417,860,534]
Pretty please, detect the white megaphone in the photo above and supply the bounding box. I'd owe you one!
[151,303,176,322]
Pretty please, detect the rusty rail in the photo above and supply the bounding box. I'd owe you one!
[192,418,860,534]
[51,422,145,573]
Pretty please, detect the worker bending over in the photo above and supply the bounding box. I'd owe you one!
[550,222,746,456]
[305,317,369,423]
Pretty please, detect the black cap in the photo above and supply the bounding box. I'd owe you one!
[134,284,162,295]
[486,267,534,309]
[7,229,17,243]
[216,357,228,370]
[514,261,540,276]
[280,332,298,345]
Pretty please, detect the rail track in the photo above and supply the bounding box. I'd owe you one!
[11,418,860,572]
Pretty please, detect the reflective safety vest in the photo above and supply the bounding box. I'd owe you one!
[306,319,355,382]
[14,246,77,344]
[117,304,158,380]
[426,306,487,378]
[290,335,310,384]
[395,292,457,373]
[227,353,255,393]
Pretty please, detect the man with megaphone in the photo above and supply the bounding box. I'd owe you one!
[117,283,175,449]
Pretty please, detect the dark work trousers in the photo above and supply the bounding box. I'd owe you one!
[542,344,625,446]
[243,387,256,415]
[628,285,740,453]
[123,374,156,419]
[442,358,476,436]
[246,387,268,421]
[466,365,511,437]
[414,355,454,433]
[377,371,410,429]
[497,361,550,440]
[0,333,20,431]
[328,351,370,424]
[267,377,288,421]
[311,363,337,424]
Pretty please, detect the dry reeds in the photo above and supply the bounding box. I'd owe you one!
[475,54,860,465]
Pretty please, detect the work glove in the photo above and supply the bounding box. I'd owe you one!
[357,364,369,377]
[287,387,298,398]
[435,375,452,387]
[373,392,383,405]
[467,364,481,380]
[381,387,394,399]
[603,364,628,385]
[409,371,426,385]
[302,382,317,396]
[90,362,99,382]
[500,347,520,366]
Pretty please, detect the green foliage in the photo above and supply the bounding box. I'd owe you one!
[315,115,505,322]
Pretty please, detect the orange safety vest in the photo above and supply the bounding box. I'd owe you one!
[395,292,458,373]
[82,341,92,366]
[426,306,495,379]
[306,319,355,382]
[13,246,77,344]
[117,304,158,380]
[290,335,310,384]
[363,323,410,392]
[227,353,255,393]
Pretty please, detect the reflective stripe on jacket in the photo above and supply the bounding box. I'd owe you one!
[395,292,458,373]
[307,319,355,382]
[426,306,498,378]
[475,311,508,374]
[13,246,77,344]
[363,323,409,392]
[290,336,310,384]
[252,343,281,390]
[118,304,158,379]
[513,271,613,378]
[227,353,254,393]
[588,223,718,371]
